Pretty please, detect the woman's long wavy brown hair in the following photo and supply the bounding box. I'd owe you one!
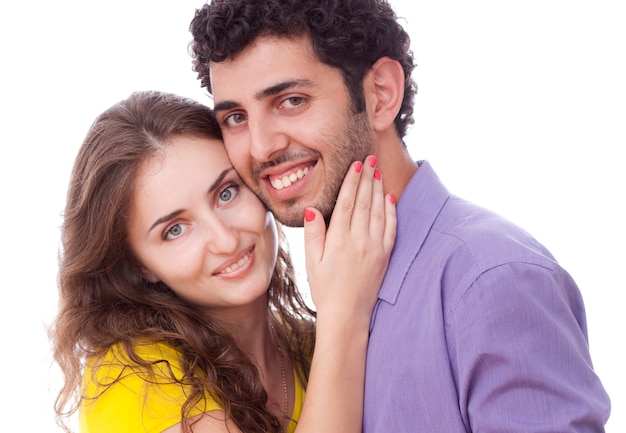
[50,90,315,433]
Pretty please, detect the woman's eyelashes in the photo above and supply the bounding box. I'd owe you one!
[163,222,188,241]
[159,183,241,241]
[217,183,240,206]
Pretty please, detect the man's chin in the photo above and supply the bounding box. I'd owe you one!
[261,190,334,227]
[266,202,307,227]
[252,189,300,226]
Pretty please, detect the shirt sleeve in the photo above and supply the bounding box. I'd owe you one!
[79,342,222,433]
[447,261,610,432]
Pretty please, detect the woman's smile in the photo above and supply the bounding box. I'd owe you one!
[215,247,255,277]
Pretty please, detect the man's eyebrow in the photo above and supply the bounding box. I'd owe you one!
[213,79,315,113]
[147,167,234,234]
[256,79,315,99]
[213,100,239,113]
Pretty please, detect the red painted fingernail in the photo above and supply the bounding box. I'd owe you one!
[354,161,363,173]
[374,169,381,180]
[304,209,316,222]
[389,193,395,204]
[369,155,377,168]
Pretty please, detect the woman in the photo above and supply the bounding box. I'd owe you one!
[51,91,396,433]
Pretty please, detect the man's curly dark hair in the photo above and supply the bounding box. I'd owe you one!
[189,0,417,138]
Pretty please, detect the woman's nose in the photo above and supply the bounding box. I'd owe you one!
[204,217,239,255]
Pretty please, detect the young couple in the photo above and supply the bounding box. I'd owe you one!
[52,0,610,432]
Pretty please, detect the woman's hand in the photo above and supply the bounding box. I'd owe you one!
[303,155,396,324]
[297,155,396,433]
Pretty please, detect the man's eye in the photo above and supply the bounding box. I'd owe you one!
[223,112,246,127]
[282,96,305,108]
[218,185,239,205]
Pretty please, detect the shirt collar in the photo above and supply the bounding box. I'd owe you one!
[377,160,451,305]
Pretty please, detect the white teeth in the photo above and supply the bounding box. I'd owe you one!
[270,166,310,190]
[222,252,251,274]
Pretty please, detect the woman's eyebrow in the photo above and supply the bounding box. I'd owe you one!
[147,167,234,234]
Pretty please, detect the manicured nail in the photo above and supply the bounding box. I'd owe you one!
[374,169,381,180]
[369,155,377,168]
[304,209,316,222]
[389,193,395,204]
[354,161,363,173]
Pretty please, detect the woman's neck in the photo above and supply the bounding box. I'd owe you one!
[204,296,291,417]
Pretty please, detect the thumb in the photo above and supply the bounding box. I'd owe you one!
[303,207,326,271]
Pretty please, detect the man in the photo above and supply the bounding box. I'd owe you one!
[189,0,610,431]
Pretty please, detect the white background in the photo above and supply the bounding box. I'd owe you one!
[0,1,623,431]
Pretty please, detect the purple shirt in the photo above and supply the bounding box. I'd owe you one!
[363,161,610,432]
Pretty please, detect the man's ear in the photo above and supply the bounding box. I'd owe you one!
[363,57,405,132]
[140,265,159,283]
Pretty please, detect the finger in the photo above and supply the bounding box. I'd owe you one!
[349,155,378,235]
[303,207,326,273]
[367,166,386,240]
[326,160,363,231]
[383,193,397,254]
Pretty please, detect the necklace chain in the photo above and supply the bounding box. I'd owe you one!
[268,318,288,418]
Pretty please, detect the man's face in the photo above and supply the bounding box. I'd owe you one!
[210,36,375,227]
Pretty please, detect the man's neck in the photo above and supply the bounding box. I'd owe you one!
[375,134,418,202]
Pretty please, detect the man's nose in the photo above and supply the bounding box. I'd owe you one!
[248,116,289,163]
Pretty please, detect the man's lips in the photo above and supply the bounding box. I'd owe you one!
[267,162,314,191]
[269,166,310,190]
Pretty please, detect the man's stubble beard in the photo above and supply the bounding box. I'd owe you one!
[261,110,375,227]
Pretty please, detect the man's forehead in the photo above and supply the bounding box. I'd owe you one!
[209,37,323,105]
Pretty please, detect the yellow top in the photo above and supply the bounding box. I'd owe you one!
[79,342,304,433]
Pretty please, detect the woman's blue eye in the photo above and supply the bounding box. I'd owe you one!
[164,223,186,240]
[218,185,239,204]
[220,188,232,201]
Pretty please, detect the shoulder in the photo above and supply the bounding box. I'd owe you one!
[425,196,581,322]
[85,341,185,384]
[431,197,586,334]
[434,195,558,273]
[80,341,221,433]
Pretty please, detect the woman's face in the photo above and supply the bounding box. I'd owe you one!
[128,135,278,317]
